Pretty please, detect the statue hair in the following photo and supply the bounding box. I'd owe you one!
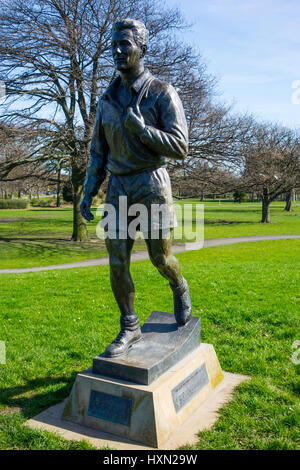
[112,18,149,57]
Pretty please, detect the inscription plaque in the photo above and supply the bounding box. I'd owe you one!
[88,390,132,426]
[172,363,209,413]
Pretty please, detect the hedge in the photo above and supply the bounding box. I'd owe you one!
[0,199,28,209]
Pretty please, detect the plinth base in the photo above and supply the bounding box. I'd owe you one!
[93,311,201,385]
[62,343,224,448]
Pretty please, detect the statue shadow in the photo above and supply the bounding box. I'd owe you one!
[0,373,77,419]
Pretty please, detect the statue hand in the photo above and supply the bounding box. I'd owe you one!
[80,194,94,221]
[125,106,145,135]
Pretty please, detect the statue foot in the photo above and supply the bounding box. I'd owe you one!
[104,327,142,357]
[170,277,192,326]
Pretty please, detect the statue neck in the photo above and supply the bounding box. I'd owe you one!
[121,63,145,88]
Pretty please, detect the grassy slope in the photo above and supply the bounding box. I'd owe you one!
[0,202,299,269]
[0,240,299,449]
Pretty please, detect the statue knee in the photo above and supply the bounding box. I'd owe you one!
[110,255,128,281]
[151,253,169,271]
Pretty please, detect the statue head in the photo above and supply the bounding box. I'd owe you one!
[111,19,149,71]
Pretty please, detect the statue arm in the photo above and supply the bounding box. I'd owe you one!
[139,84,188,159]
[83,100,108,197]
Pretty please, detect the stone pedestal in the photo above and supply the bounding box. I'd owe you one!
[62,312,224,448]
[93,310,201,385]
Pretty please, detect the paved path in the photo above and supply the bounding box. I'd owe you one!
[0,234,299,274]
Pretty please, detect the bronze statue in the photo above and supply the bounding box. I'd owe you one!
[81,18,192,357]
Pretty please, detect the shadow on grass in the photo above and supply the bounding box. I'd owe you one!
[0,237,105,246]
[204,219,258,225]
[28,208,97,213]
[0,218,27,223]
[0,237,71,242]
[1,218,75,227]
[0,238,106,268]
[205,208,262,214]
[28,208,74,212]
[0,373,78,418]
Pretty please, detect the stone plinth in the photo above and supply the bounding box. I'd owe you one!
[93,311,200,385]
[62,343,224,448]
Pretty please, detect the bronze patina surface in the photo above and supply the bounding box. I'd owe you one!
[92,311,200,385]
[81,18,193,357]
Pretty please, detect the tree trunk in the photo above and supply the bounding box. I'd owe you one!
[56,167,61,207]
[201,189,205,202]
[284,189,294,212]
[71,184,88,241]
[261,197,270,223]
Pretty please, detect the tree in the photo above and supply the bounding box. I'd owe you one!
[233,190,246,203]
[166,59,255,198]
[170,162,237,200]
[0,0,198,240]
[62,179,73,203]
[0,121,64,199]
[284,188,296,212]
[242,123,300,223]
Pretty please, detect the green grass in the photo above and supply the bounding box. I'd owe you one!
[0,201,299,269]
[172,199,300,240]
[0,240,299,449]
[0,207,104,269]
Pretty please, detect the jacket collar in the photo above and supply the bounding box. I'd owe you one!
[103,69,152,101]
[130,68,152,92]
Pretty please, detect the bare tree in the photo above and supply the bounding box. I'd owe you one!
[284,188,297,212]
[242,123,300,223]
[170,162,237,200]
[0,121,57,194]
[166,60,256,199]
[0,0,197,240]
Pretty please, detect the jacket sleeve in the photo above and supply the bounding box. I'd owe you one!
[83,100,108,197]
[139,84,188,159]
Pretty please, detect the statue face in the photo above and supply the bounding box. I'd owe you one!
[111,29,142,71]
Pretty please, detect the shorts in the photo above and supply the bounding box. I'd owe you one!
[101,167,177,237]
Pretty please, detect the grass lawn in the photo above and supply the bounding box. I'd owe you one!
[0,201,299,269]
[0,239,299,449]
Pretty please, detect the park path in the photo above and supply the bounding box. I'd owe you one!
[0,234,299,274]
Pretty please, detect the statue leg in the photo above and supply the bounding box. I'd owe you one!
[145,229,192,326]
[145,229,181,285]
[104,237,142,357]
[105,237,135,317]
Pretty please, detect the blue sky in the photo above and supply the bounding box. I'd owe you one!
[164,0,300,128]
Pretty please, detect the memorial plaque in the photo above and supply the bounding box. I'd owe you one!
[172,363,209,413]
[88,390,132,426]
